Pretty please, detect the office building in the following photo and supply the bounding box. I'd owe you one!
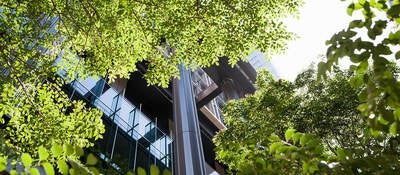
[248,50,279,79]
[60,56,257,174]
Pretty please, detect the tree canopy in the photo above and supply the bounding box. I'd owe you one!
[319,0,400,136]
[214,67,400,174]
[215,0,400,173]
[1,0,302,86]
[0,0,303,174]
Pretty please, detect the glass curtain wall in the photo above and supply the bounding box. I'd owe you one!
[64,76,173,173]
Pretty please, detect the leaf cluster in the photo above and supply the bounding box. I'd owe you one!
[1,0,302,87]
[0,79,105,156]
[319,0,400,136]
[214,67,395,174]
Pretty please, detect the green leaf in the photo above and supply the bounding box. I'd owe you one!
[285,129,296,141]
[29,168,40,175]
[162,169,172,175]
[395,51,400,60]
[292,133,302,143]
[317,62,328,80]
[43,162,55,175]
[349,20,364,28]
[347,3,355,16]
[21,153,33,167]
[300,134,312,146]
[57,160,69,175]
[150,165,159,175]
[375,44,392,55]
[75,146,84,157]
[52,143,63,157]
[88,167,100,175]
[269,142,283,154]
[388,4,400,18]
[10,170,18,175]
[336,149,346,160]
[137,167,146,175]
[38,146,49,161]
[0,163,5,172]
[357,61,369,73]
[390,122,397,135]
[64,144,74,156]
[303,161,319,173]
[368,29,376,39]
[269,133,280,142]
[255,158,266,168]
[86,153,97,166]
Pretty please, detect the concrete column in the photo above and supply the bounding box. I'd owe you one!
[173,64,206,175]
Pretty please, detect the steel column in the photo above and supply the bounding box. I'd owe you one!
[173,64,206,175]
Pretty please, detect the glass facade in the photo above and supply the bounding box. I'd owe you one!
[64,76,173,173]
[192,68,226,123]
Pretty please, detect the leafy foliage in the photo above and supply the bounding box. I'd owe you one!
[0,0,302,87]
[319,0,400,136]
[0,78,105,155]
[0,143,97,175]
[293,67,363,149]
[0,1,105,158]
[0,143,172,175]
[214,67,400,174]
[0,0,304,172]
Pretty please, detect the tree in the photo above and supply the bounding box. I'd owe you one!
[214,67,400,174]
[1,0,302,86]
[293,67,363,150]
[319,0,400,136]
[0,0,303,173]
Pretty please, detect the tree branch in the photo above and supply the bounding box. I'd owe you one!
[4,55,47,119]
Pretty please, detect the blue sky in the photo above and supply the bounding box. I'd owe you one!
[270,0,353,81]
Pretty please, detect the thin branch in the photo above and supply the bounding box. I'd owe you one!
[323,138,338,156]
[85,1,100,20]
[197,0,200,17]
[78,0,94,19]
[131,8,155,49]
[4,55,47,119]
[50,0,74,39]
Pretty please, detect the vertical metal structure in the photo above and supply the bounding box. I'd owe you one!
[173,64,206,175]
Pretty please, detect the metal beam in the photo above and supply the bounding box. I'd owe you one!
[173,64,206,175]
[195,82,222,108]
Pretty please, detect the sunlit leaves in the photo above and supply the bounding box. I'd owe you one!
[320,0,400,136]
[214,68,357,174]
[38,146,49,161]
[0,143,107,175]
[0,0,302,87]
[21,153,33,167]
[0,80,105,155]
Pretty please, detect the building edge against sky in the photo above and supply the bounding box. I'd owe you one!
[248,50,280,79]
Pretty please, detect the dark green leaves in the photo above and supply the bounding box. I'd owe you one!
[349,20,364,28]
[348,3,356,16]
[387,4,400,18]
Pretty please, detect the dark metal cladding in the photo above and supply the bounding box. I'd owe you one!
[173,64,207,175]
